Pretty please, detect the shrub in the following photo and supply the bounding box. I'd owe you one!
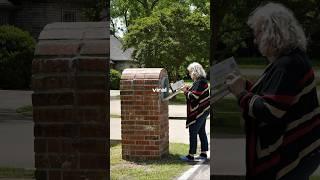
[110,69,121,90]
[0,25,36,89]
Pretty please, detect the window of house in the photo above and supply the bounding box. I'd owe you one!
[62,10,76,22]
[0,14,8,25]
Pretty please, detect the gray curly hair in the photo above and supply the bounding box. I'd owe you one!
[187,62,206,80]
[247,2,307,58]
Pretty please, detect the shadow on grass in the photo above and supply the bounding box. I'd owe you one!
[123,153,199,166]
[110,139,121,147]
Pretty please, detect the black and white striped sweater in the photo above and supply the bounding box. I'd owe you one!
[184,77,210,128]
[238,48,320,180]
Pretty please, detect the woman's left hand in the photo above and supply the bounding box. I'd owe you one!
[225,73,246,97]
[181,85,189,93]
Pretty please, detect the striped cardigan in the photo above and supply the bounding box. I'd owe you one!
[238,48,320,180]
[184,77,210,128]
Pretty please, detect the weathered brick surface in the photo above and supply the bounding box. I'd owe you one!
[32,22,109,180]
[120,68,169,160]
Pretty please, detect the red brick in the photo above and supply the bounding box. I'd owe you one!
[135,151,150,155]
[35,41,80,56]
[80,40,109,56]
[48,170,61,180]
[120,68,169,160]
[75,76,106,89]
[121,121,135,125]
[34,124,78,138]
[34,59,73,73]
[76,108,106,122]
[34,139,47,153]
[145,146,160,151]
[77,58,107,72]
[49,155,78,169]
[145,136,159,140]
[79,124,107,137]
[79,154,107,169]
[35,155,48,168]
[76,92,107,106]
[120,91,134,96]
[62,171,81,180]
[74,140,107,153]
[136,141,150,145]
[122,140,135,145]
[33,108,75,123]
[35,170,47,180]
[32,93,74,106]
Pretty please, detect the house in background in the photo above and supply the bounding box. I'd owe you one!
[110,35,136,72]
[0,0,134,71]
[0,0,94,38]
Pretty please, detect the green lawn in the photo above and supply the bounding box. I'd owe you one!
[212,97,244,135]
[0,167,34,178]
[111,143,192,180]
[169,93,186,105]
[16,105,32,117]
[237,57,320,68]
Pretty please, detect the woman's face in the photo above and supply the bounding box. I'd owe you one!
[253,28,262,46]
[189,70,195,81]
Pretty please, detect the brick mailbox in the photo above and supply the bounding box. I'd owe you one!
[120,68,169,160]
[32,22,109,180]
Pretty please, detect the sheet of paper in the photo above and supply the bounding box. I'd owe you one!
[171,80,184,91]
[210,57,240,103]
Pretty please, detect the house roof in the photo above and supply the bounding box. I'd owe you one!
[110,35,133,61]
[0,0,14,9]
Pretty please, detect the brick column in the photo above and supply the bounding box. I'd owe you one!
[32,22,109,180]
[120,68,169,160]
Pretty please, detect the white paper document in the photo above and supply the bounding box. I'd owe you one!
[170,80,184,92]
[210,57,240,103]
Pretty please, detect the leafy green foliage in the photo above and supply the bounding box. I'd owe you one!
[0,25,35,89]
[123,3,210,82]
[82,0,108,21]
[214,0,320,61]
[110,69,121,90]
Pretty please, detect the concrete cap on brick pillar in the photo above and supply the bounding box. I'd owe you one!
[35,22,109,57]
[121,68,167,80]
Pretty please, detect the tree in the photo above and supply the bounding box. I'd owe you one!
[82,0,108,21]
[123,4,210,82]
[212,0,320,61]
[110,0,209,36]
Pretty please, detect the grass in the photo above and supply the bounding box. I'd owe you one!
[111,114,121,118]
[16,105,32,117]
[212,97,244,135]
[169,93,186,105]
[237,57,320,71]
[111,143,192,180]
[0,167,34,178]
[311,176,320,180]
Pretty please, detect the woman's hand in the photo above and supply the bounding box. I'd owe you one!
[181,84,190,93]
[225,73,246,97]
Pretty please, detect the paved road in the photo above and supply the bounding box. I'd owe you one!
[1,90,318,179]
[0,90,32,110]
[0,120,34,168]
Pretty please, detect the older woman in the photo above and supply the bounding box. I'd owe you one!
[226,3,320,180]
[180,62,210,161]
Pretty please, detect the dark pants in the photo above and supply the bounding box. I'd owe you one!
[188,111,209,154]
[281,149,320,180]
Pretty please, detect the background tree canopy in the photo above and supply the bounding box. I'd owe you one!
[111,0,210,82]
[211,0,320,64]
